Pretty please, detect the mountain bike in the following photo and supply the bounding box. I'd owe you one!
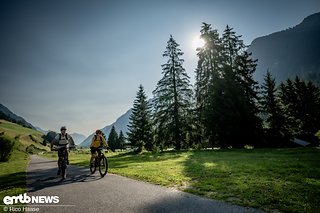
[52,146,69,179]
[90,148,108,177]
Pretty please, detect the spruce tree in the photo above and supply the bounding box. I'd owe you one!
[203,25,262,148]
[279,77,320,144]
[108,126,118,152]
[194,23,222,147]
[118,131,126,150]
[127,85,154,152]
[153,35,193,150]
[260,71,290,147]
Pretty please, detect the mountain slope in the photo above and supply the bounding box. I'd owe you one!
[70,133,87,145]
[249,12,320,84]
[0,103,36,129]
[0,119,48,151]
[79,109,132,147]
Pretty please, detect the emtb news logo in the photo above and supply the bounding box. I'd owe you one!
[3,193,59,205]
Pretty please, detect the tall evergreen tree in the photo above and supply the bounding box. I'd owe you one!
[260,71,290,147]
[153,35,193,150]
[108,126,118,152]
[127,85,154,152]
[117,131,126,150]
[279,77,320,144]
[202,25,262,148]
[194,23,222,147]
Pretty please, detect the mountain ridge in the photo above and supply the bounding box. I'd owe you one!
[79,109,132,147]
[249,12,320,84]
[0,103,36,130]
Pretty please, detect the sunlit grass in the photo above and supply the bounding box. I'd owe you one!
[41,148,320,212]
[0,119,49,151]
[0,148,28,206]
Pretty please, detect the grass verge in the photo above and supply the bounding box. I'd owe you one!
[41,148,320,212]
[0,145,28,208]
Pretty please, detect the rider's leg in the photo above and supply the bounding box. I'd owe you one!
[66,148,69,165]
[90,147,96,164]
[57,149,63,175]
[97,149,102,164]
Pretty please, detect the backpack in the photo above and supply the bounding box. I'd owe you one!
[58,133,69,145]
[59,133,68,141]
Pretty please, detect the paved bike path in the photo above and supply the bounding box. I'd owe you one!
[27,155,263,213]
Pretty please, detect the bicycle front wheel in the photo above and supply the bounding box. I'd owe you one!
[99,156,108,177]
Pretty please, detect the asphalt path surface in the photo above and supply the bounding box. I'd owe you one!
[26,155,263,213]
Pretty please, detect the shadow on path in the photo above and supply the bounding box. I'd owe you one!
[27,156,102,193]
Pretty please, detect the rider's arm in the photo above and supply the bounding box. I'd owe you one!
[51,135,59,151]
[101,137,108,147]
[68,135,76,147]
[90,137,95,148]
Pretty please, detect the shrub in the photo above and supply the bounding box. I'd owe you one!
[26,144,46,154]
[0,135,16,162]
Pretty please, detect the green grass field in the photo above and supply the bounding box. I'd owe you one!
[1,119,319,212]
[0,144,28,206]
[0,120,47,209]
[42,147,320,212]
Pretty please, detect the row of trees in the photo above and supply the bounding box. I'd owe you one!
[127,23,320,152]
[107,126,126,151]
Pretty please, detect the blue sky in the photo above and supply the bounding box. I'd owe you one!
[0,0,319,136]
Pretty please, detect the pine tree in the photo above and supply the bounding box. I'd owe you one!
[222,25,246,68]
[153,35,193,150]
[201,25,262,148]
[108,126,118,152]
[260,71,290,147]
[194,23,222,147]
[127,85,154,152]
[117,131,126,150]
[279,77,320,144]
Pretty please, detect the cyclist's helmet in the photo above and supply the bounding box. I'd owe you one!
[60,126,67,131]
[96,129,102,134]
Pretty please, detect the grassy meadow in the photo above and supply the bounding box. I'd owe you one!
[42,147,320,212]
[0,119,47,208]
[1,119,319,212]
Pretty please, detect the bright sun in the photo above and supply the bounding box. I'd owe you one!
[192,35,205,50]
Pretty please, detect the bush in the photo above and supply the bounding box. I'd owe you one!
[316,130,320,146]
[0,135,16,162]
[26,144,46,154]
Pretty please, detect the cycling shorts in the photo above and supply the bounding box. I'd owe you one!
[90,147,102,155]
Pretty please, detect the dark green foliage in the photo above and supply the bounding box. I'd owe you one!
[117,131,126,150]
[195,24,262,148]
[0,135,16,161]
[108,126,118,152]
[127,85,154,152]
[194,23,222,147]
[43,131,57,144]
[153,35,193,150]
[25,144,46,154]
[260,71,291,147]
[279,76,320,145]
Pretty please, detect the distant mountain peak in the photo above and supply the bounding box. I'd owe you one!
[79,109,132,147]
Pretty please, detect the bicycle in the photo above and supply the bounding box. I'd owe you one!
[90,147,108,177]
[51,146,69,179]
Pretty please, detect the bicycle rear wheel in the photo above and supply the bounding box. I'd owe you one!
[99,156,108,177]
[60,158,67,179]
[90,158,96,174]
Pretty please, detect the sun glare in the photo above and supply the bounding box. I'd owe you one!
[192,35,205,50]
